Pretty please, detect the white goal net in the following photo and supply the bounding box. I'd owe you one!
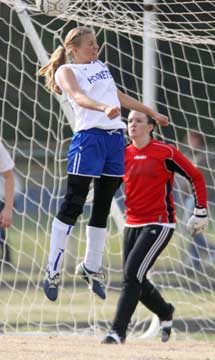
[0,0,215,339]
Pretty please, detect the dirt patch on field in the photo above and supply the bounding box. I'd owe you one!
[0,335,215,360]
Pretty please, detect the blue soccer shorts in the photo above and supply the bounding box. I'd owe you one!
[67,128,125,177]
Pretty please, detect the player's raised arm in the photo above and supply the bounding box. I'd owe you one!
[117,89,169,126]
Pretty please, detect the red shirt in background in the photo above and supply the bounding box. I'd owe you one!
[124,139,207,226]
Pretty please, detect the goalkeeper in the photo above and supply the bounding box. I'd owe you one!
[100,111,208,344]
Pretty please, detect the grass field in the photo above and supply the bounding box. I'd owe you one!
[1,215,215,339]
[1,284,215,334]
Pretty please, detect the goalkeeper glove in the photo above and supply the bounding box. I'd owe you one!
[186,207,208,237]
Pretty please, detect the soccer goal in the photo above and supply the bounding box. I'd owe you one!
[1,0,215,339]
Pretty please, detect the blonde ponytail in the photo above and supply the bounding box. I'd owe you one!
[38,27,93,95]
[38,45,66,95]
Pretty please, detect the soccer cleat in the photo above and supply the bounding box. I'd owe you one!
[101,331,125,344]
[160,304,175,342]
[75,262,106,300]
[43,270,60,301]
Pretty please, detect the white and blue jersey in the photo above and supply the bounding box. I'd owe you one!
[55,60,126,132]
[55,60,126,177]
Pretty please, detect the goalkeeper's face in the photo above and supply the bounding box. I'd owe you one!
[128,111,154,141]
[72,33,99,64]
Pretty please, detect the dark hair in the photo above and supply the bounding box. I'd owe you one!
[147,115,156,126]
[146,115,156,138]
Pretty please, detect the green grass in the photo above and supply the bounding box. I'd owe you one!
[8,214,122,264]
[1,213,215,337]
[1,286,215,332]
[0,287,117,324]
[6,214,183,274]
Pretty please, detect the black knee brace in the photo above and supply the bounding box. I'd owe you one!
[57,193,86,225]
[56,174,92,225]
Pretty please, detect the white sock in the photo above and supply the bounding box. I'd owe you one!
[48,217,73,277]
[84,225,107,273]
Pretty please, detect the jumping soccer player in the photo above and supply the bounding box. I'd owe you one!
[38,27,168,301]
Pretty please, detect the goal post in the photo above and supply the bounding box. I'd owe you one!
[0,0,215,338]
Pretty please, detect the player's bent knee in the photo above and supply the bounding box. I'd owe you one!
[56,194,86,225]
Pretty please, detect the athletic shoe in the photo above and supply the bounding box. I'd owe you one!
[75,261,106,300]
[43,270,60,301]
[101,331,125,344]
[160,304,175,342]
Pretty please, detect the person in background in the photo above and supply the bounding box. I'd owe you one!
[101,111,208,344]
[0,140,15,264]
[179,131,215,270]
[38,26,168,302]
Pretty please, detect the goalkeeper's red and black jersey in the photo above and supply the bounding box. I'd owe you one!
[124,139,207,226]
